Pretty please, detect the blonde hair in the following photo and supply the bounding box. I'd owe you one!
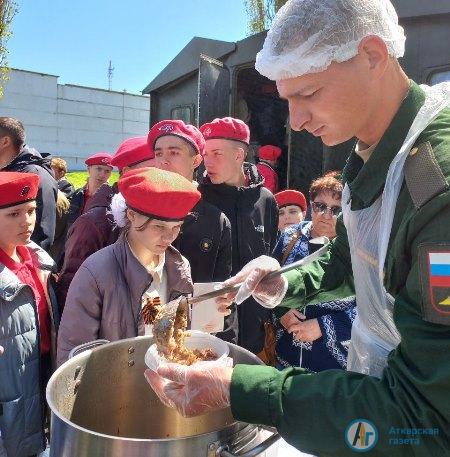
[51,157,68,174]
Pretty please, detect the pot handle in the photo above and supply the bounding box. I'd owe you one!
[220,430,281,457]
[68,339,110,359]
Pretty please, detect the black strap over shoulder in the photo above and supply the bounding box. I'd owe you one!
[404,141,449,209]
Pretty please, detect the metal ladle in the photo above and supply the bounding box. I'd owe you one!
[178,236,330,312]
[152,236,329,354]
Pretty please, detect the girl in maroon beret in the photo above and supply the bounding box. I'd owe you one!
[0,172,60,456]
[57,167,201,365]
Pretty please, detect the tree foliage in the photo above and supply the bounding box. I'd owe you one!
[0,0,18,98]
[244,0,288,35]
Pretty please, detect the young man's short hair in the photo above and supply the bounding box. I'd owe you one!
[0,117,26,150]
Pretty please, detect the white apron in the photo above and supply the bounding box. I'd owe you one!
[342,82,450,378]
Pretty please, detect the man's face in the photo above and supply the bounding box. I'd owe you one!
[154,135,201,181]
[203,139,243,185]
[87,165,112,189]
[277,57,374,146]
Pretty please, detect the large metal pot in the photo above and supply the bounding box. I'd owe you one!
[47,337,280,456]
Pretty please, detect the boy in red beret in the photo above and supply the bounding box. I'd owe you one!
[199,117,279,356]
[148,120,232,286]
[256,144,282,193]
[275,189,307,231]
[57,167,200,365]
[66,152,113,231]
[57,139,154,310]
[0,172,60,456]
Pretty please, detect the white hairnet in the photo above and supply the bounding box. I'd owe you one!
[255,0,406,80]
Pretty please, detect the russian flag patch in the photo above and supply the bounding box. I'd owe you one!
[420,245,450,325]
[429,253,450,288]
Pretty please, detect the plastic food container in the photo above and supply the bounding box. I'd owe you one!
[145,330,230,371]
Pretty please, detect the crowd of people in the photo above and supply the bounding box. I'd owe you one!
[0,114,350,456]
[2,0,450,455]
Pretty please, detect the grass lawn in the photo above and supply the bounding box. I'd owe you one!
[66,171,119,189]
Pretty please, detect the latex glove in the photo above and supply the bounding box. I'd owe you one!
[288,318,322,343]
[221,255,288,309]
[145,362,233,418]
[280,309,305,329]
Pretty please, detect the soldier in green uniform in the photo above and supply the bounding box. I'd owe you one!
[145,0,450,455]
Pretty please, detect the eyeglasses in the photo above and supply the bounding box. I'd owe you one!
[311,201,341,218]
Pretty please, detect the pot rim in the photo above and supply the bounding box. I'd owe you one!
[46,337,248,443]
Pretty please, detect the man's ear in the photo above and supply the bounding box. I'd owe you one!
[192,154,203,170]
[0,135,12,150]
[126,208,136,223]
[358,35,389,78]
[236,147,246,162]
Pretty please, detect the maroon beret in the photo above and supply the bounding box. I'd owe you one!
[200,117,250,146]
[111,137,154,171]
[0,172,39,209]
[275,190,307,213]
[259,145,282,161]
[148,120,205,156]
[85,152,113,167]
[118,167,201,221]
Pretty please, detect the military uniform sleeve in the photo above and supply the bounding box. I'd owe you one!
[231,194,450,456]
[281,215,355,309]
[57,264,103,366]
[213,212,233,281]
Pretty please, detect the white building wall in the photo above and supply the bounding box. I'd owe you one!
[0,69,149,169]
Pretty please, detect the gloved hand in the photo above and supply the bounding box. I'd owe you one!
[0,345,4,356]
[218,255,288,309]
[145,361,233,418]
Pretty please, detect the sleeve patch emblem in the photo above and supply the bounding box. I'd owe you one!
[420,244,450,325]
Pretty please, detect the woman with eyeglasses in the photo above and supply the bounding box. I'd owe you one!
[270,172,357,372]
[57,168,201,366]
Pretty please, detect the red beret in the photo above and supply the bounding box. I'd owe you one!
[148,120,205,156]
[200,117,250,145]
[259,145,282,161]
[0,172,39,209]
[118,167,201,221]
[85,152,113,167]
[275,190,307,213]
[111,137,154,171]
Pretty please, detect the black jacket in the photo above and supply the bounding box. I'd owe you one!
[2,145,58,251]
[58,177,75,197]
[199,163,279,352]
[173,199,232,283]
[66,185,87,231]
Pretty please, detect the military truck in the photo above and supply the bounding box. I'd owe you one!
[143,1,450,194]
